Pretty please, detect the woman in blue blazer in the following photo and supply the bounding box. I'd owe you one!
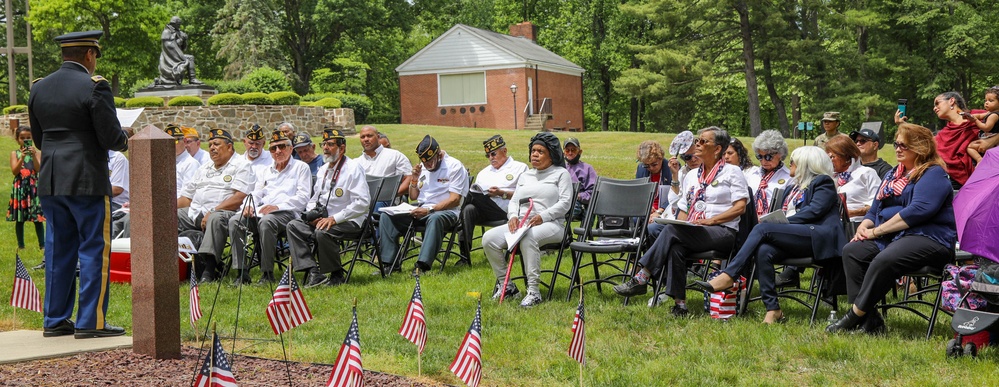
[696,146,846,324]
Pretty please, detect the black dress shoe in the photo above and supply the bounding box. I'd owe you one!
[860,310,886,335]
[256,271,276,285]
[43,319,76,337]
[232,271,252,286]
[75,324,126,339]
[325,274,346,287]
[693,280,719,293]
[199,271,217,284]
[775,269,800,288]
[378,263,401,276]
[670,305,689,317]
[826,309,865,333]
[453,258,472,267]
[612,278,648,297]
[303,268,327,288]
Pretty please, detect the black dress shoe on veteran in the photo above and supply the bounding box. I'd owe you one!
[42,319,75,337]
[75,324,126,339]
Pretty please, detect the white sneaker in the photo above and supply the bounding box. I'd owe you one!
[647,292,669,307]
[491,280,520,300]
[519,289,543,308]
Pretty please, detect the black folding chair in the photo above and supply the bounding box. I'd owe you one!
[565,177,656,302]
[343,174,401,282]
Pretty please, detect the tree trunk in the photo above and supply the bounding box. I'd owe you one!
[735,1,762,136]
[762,56,790,136]
[630,97,639,132]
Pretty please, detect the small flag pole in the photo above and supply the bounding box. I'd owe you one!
[210,323,217,383]
[579,288,584,387]
[416,269,422,377]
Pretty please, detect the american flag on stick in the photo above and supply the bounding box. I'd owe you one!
[568,298,585,365]
[399,274,427,354]
[193,331,238,387]
[10,254,41,313]
[265,269,314,335]
[327,306,363,387]
[189,269,202,327]
[449,300,482,387]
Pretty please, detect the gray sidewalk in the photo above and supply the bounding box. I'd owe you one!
[0,330,132,364]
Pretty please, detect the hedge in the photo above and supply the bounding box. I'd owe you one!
[312,97,342,109]
[125,96,165,108]
[268,91,301,105]
[167,96,205,107]
[302,93,338,102]
[206,93,245,105]
[331,93,372,124]
[367,113,400,124]
[207,79,255,94]
[3,105,26,114]
[113,97,126,108]
[243,67,289,94]
[241,92,272,105]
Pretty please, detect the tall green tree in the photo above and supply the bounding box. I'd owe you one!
[212,0,286,79]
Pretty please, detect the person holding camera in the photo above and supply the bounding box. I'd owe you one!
[228,130,312,285]
[286,128,369,287]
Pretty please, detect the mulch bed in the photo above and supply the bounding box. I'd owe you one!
[0,346,438,386]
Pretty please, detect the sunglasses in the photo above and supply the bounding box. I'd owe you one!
[485,150,499,158]
[894,142,908,151]
[755,153,778,161]
[643,160,662,169]
[680,154,693,162]
[696,138,713,146]
[268,143,290,152]
[855,138,871,145]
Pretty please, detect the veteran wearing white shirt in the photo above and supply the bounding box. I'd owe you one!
[287,128,370,287]
[379,135,468,276]
[746,130,793,218]
[228,130,312,285]
[459,135,527,263]
[356,125,412,199]
[178,128,256,283]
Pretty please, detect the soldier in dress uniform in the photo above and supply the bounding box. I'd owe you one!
[29,30,129,339]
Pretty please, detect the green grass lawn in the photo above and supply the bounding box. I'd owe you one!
[2,125,993,386]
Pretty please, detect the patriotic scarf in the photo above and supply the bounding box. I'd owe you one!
[753,163,782,218]
[781,185,805,212]
[686,159,726,222]
[836,171,852,186]
[876,164,910,200]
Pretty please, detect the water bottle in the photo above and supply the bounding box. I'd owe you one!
[827,310,837,324]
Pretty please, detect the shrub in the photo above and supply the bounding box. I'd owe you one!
[125,96,165,108]
[367,112,400,124]
[268,91,301,105]
[242,67,289,94]
[331,93,372,124]
[206,93,245,105]
[312,97,342,109]
[299,101,315,106]
[113,97,126,108]
[302,93,338,102]
[3,105,26,114]
[241,92,273,105]
[167,96,205,107]
[310,68,340,94]
[207,79,256,94]
[125,78,154,98]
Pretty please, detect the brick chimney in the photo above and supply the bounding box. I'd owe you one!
[509,22,538,42]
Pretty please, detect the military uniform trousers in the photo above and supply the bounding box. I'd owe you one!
[229,210,297,273]
[41,195,112,330]
[178,208,237,266]
[286,218,362,276]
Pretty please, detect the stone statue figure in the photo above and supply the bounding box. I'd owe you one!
[154,16,203,87]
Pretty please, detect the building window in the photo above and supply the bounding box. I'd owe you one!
[439,72,486,106]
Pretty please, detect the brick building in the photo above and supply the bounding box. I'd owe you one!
[396,23,585,131]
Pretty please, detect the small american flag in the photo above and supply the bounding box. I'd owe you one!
[398,275,427,354]
[449,301,482,387]
[189,269,202,326]
[327,306,363,387]
[265,270,314,335]
[568,299,585,364]
[193,332,238,387]
[10,254,41,313]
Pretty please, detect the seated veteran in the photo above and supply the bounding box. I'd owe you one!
[357,125,412,200]
[177,128,256,283]
[228,130,312,285]
[828,123,957,335]
[241,123,273,191]
[459,135,528,263]
[563,137,596,220]
[286,128,370,287]
[613,127,749,317]
[696,146,845,324]
[747,130,792,219]
[184,127,211,165]
[379,135,468,276]
[292,131,324,180]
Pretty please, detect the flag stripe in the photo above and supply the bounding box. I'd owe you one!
[11,255,42,313]
[266,270,314,335]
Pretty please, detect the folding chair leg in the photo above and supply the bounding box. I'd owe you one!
[565,252,582,302]
[547,248,566,300]
[809,270,826,326]
[926,281,943,340]
[590,253,602,294]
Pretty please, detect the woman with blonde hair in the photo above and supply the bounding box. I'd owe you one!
[827,123,957,334]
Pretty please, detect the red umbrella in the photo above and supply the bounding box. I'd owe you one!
[954,149,999,263]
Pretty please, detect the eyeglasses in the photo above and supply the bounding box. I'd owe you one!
[855,138,870,145]
[485,151,499,158]
[894,142,908,151]
[643,160,662,169]
[680,154,693,162]
[696,138,712,146]
[269,143,290,152]
[755,153,778,161]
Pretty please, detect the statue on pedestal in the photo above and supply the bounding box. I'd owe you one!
[154,16,203,87]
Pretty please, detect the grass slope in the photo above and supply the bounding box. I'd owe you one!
[3,126,992,386]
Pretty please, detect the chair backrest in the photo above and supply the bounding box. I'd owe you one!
[579,176,656,239]
[768,187,786,213]
[837,193,855,237]
[734,186,759,248]
[368,174,403,204]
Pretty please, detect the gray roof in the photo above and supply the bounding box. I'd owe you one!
[459,24,583,71]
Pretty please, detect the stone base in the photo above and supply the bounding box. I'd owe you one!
[134,85,217,99]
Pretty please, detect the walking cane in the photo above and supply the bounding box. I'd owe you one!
[499,198,534,304]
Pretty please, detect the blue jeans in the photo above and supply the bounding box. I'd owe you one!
[379,210,458,268]
[721,223,815,311]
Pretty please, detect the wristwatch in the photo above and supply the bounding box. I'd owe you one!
[427,207,435,214]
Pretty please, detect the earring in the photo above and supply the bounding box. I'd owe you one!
[951,105,955,110]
